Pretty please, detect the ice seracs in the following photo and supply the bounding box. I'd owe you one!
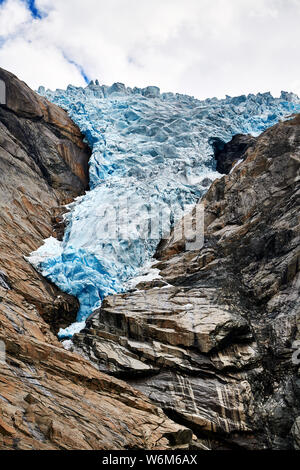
[29,82,300,337]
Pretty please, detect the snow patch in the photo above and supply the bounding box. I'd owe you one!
[126,267,162,289]
[59,321,86,339]
[230,159,244,173]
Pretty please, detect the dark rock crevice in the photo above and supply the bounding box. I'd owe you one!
[209,134,256,174]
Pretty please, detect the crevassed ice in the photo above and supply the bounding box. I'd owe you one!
[30,83,300,338]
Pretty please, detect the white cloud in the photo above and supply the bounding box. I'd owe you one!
[0,37,85,89]
[0,0,299,98]
[0,0,31,36]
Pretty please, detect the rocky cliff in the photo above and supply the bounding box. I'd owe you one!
[0,68,191,450]
[74,114,300,450]
[0,67,299,451]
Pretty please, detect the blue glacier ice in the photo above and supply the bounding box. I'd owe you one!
[28,83,300,338]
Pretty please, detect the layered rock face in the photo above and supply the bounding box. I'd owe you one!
[74,115,300,449]
[0,67,91,334]
[0,68,190,450]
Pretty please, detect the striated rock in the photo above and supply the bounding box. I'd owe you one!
[0,68,191,450]
[0,68,90,189]
[74,115,300,449]
[0,66,91,334]
[291,417,300,450]
[0,327,192,450]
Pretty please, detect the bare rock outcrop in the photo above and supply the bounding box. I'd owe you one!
[0,68,191,450]
[74,115,300,450]
[0,66,91,334]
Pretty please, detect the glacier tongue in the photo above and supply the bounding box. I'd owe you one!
[30,83,300,338]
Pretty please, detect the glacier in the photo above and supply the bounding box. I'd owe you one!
[29,83,300,338]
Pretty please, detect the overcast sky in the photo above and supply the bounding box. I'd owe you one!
[0,0,299,99]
